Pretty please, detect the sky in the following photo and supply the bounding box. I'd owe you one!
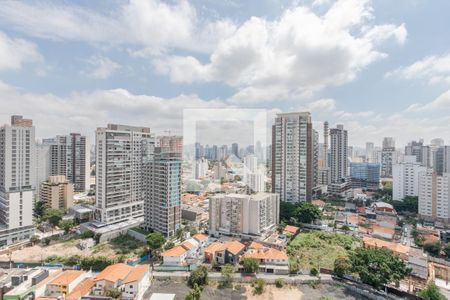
[0,0,450,147]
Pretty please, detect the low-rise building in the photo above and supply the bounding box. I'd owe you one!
[40,175,74,211]
[66,279,95,300]
[92,264,133,296]
[46,270,87,297]
[122,265,150,300]
[204,240,245,265]
[241,242,289,275]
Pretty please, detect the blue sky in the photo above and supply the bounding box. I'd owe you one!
[0,0,449,146]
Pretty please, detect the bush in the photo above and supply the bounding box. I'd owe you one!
[310,279,321,289]
[80,230,94,239]
[220,264,234,288]
[187,266,208,288]
[242,258,259,273]
[105,288,121,299]
[43,238,51,246]
[275,278,285,288]
[310,267,319,277]
[334,256,350,277]
[252,279,265,295]
[234,284,242,290]
[185,284,202,300]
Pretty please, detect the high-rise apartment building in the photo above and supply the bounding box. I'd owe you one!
[40,175,74,210]
[95,124,155,224]
[0,116,35,246]
[209,193,279,237]
[418,171,450,223]
[35,142,51,197]
[272,112,315,203]
[231,143,239,158]
[392,156,427,201]
[330,125,348,183]
[143,150,181,237]
[405,140,429,167]
[366,142,374,162]
[381,137,396,178]
[44,133,88,192]
[157,135,183,159]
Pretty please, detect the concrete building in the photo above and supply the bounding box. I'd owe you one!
[44,133,89,192]
[0,115,35,246]
[405,140,429,167]
[40,175,74,210]
[330,124,348,184]
[143,152,181,237]
[272,112,315,202]
[350,162,380,190]
[35,142,51,198]
[381,137,396,178]
[392,156,427,201]
[209,192,279,237]
[419,171,450,223]
[194,158,208,179]
[95,124,155,225]
[157,135,182,159]
[245,172,265,193]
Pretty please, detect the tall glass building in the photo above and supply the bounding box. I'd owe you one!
[350,162,380,191]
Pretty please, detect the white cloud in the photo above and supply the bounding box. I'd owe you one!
[84,56,121,80]
[156,0,407,103]
[0,31,41,71]
[0,0,236,53]
[386,52,450,85]
[406,90,450,112]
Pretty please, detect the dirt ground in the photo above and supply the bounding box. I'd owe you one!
[146,279,366,300]
[0,238,117,262]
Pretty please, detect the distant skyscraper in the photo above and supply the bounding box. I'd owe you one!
[365,142,374,162]
[44,133,88,192]
[272,112,315,202]
[431,138,444,147]
[405,140,429,167]
[143,149,181,237]
[35,142,51,197]
[231,143,239,158]
[350,162,380,190]
[95,124,155,224]
[330,125,348,184]
[419,171,450,223]
[0,116,35,246]
[381,137,396,178]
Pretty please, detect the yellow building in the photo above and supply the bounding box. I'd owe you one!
[40,175,74,210]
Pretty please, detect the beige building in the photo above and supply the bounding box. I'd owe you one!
[40,175,74,210]
[209,192,280,238]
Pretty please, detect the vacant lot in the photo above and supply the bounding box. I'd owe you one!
[146,279,365,300]
[287,231,360,271]
[0,235,146,263]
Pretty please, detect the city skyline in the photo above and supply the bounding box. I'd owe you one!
[0,0,449,146]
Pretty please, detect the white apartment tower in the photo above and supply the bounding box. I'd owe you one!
[392,156,427,201]
[272,112,315,202]
[95,124,155,224]
[381,137,396,177]
[0,116,35,246]
[330,124,348,183]
[209,193,280,237]
[419,171,450,223]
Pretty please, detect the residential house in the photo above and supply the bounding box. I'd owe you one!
[192,233,208,248]
[204,240,245,265]
[66,279,95,300]
[283,225,299,237]
[241,242,289,274]
[46,271,88,297]
[122,265,150,300]
[92,264,133,295]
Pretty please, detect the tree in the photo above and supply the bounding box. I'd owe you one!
[187,266,208,288]
[30,235,40,245]
[280,201,297,224]
[334,256,350,277]
[43,208,64,227]
[34,201,46,218]
[185,284,202,300]
[274,278,285,288]
[295,202,321,224]
[341,225,350,232]
[242,258,259,273]
[146,232,166,253]
[80,230,95,239]
[310,267,319,277]
[391,196,418,214]
[175,228,184,241]
[349,247,411,290]
[418,282,446,300]
[252,279,265,295]
[220,264,234,288]
[105,288,121,299]
[164,241,175,250]
[423,241,441,257]
[59,219,75,233]
[444,243,450,259]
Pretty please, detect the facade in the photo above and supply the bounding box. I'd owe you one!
[418,171,450,223]
[209,192,279,237]
[95,124,155,225]
[194,158,208,179]
[405,140,429,167]
[272,112,315,202]
[0,115,35,246]
[35,143,51,198]
[92,263,133,296]
[122,265,150,300]
[330,125,348,184]
[350,162,380,190]
[381,137,396,178]
[40,175,74,210]
[44,133,88,192]
[157,135,183,159]
[143,152,181,237]
[392,156,427,201]
[244,172,265,193]
[46,270,87,297]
